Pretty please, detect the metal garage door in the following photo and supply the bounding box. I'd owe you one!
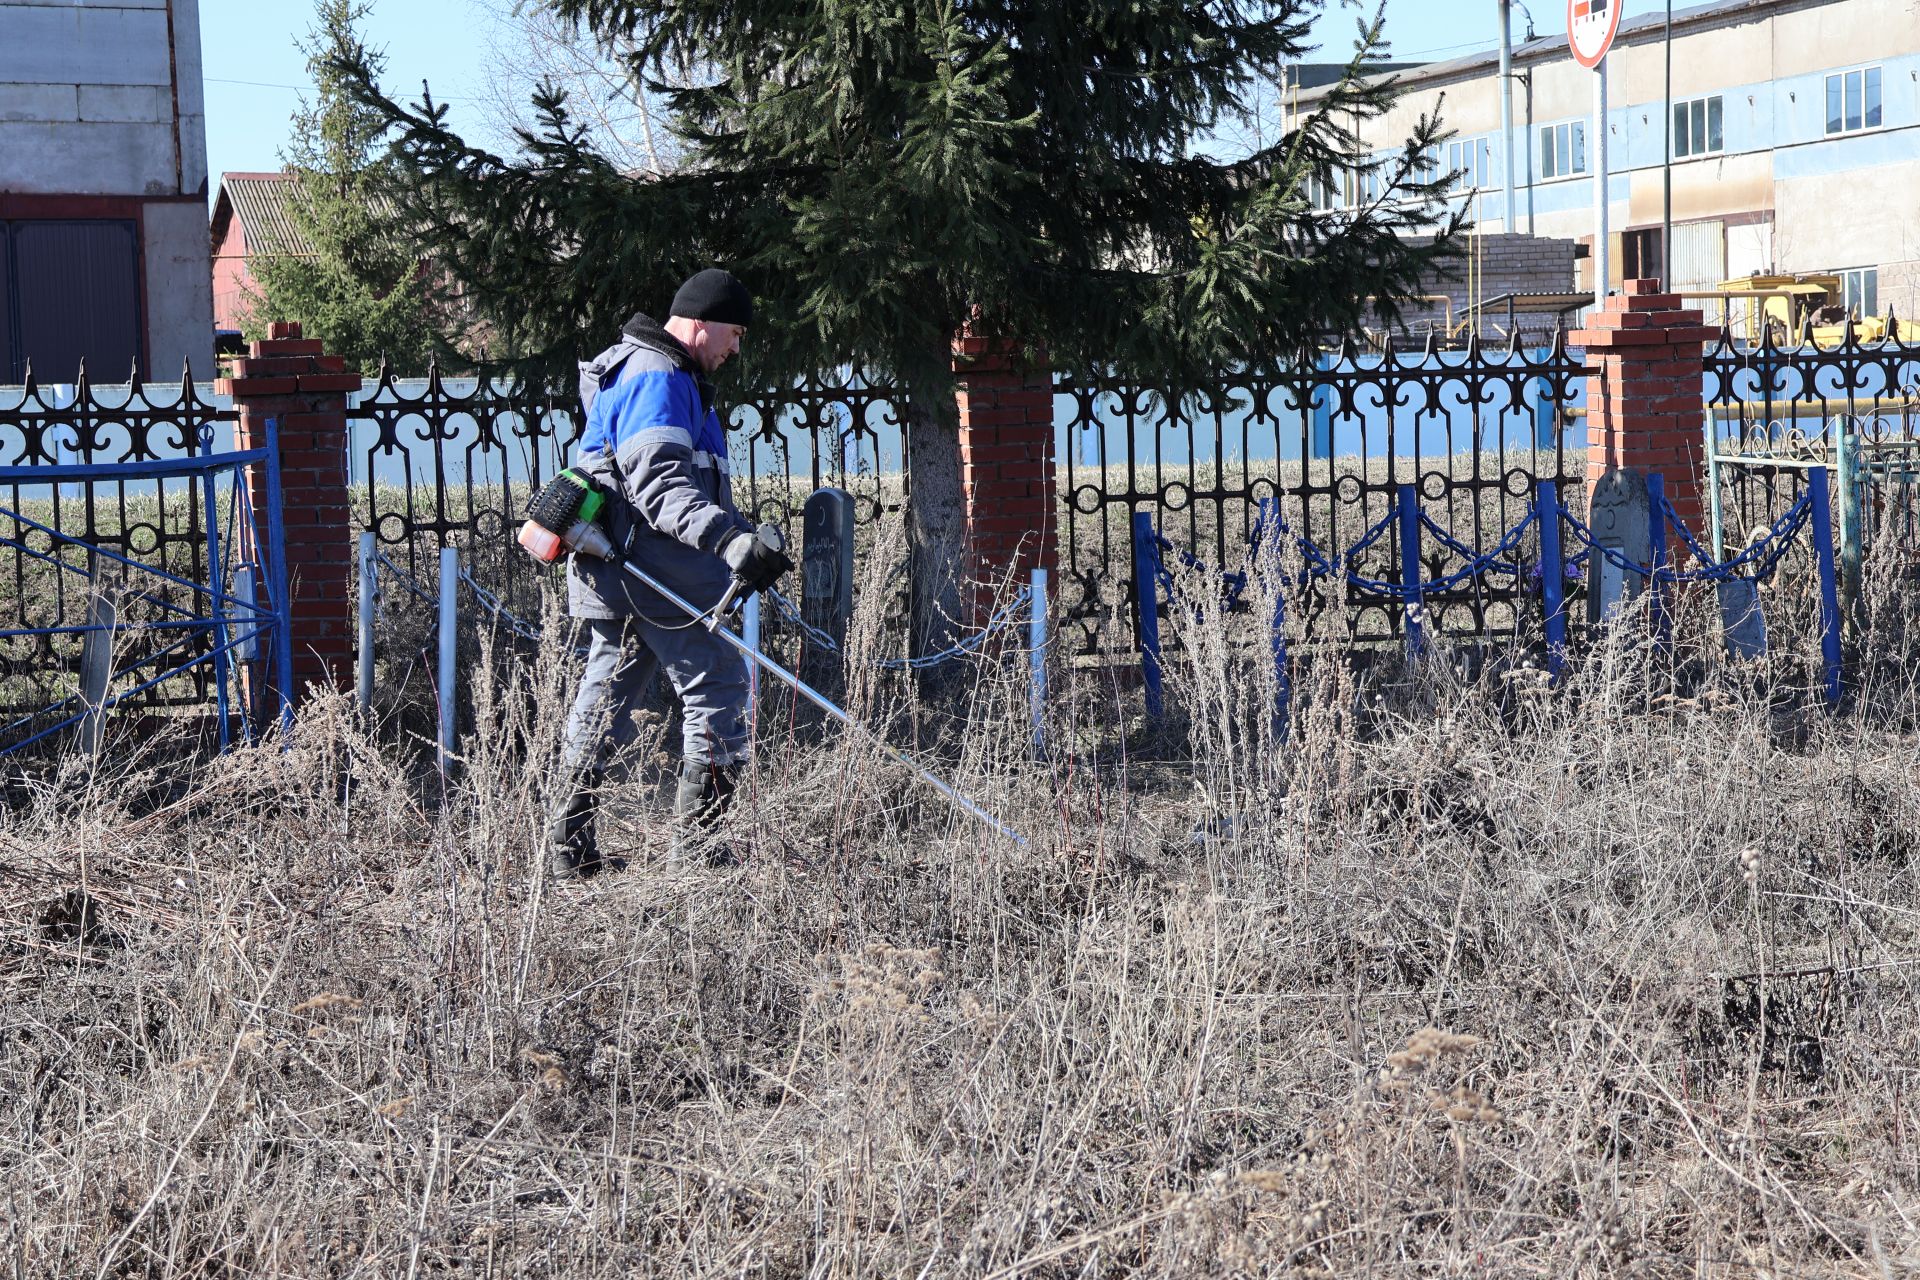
[1671,219,1727,295]
[3,219,142,384]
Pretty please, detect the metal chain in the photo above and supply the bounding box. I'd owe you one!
[1556,489,1812,584]
[1418,510,1522,578]
[373,552,439,606]
[1340,504,1539,600]
[1154,499,1530,606]
[764,585,1036,669]
[458,567,547,645]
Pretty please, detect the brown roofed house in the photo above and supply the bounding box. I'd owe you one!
[209,173,312,341]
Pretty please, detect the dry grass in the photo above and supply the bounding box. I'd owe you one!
[5,534,1920,1278]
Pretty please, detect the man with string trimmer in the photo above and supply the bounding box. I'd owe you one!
[538,269,791,878]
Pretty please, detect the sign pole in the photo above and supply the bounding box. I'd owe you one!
[1568,0,1621,306]
[1594,53,1609,307]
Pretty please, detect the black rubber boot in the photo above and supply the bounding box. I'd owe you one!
[546,767,605,880]
[668,760,739,867]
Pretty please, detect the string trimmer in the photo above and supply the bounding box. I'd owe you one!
[519,468,1027,846]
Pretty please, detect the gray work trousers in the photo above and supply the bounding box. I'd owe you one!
[561,616,751,772]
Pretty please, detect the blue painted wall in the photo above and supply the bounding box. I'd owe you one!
[1439,51,1920,208]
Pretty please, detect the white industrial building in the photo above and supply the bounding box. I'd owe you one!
[1297,0,1920,324]
[0,0,214,383]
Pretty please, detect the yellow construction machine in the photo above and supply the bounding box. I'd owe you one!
[1690,273,1890,345]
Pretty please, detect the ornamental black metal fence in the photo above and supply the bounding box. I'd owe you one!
[1704,319,1920,605]
[353,343,1590,662]
[351,361,909,628]
[1057,332,1591,658]
[352,365,580,631]
[0,365,238,726]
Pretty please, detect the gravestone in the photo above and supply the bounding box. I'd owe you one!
[1717,578,1768,659]
[77,586,118,757]
[801,487,856,693]
[1585,467,1652,626]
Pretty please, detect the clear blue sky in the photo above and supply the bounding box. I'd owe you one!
[201,0,1668,201]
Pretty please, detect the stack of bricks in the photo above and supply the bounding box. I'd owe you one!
[215,322,358,705]
[1399,233,1580,345]
[1569,279,1718,533]
[952,333,1058,619]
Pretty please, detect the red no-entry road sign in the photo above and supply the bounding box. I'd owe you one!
[1568,0,1622,68]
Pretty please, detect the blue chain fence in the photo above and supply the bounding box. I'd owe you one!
[761,585,1038,671]
[357,538,1054,766]
[359,463,1843,747]
[363,544,1039,678]
[1133,466,1846,713]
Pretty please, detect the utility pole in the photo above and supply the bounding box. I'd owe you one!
[1662,0,1674,289]
[1500,0,1517,233]
[1523,69,1536,233]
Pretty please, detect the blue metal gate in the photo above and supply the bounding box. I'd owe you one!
[0,421,293,754]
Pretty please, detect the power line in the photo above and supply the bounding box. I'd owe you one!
[205,76,480,103]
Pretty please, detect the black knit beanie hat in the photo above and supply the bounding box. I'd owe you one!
[669,268,754,328]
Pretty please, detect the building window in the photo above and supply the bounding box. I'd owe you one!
[1446,138,1489,190]
[1673,95,1723,158]
[1826,67,1883,135]
[1538,121,1587,180]
[1840,268,1879,319]
[1623,228,1664,282]
[1309,169,1353,211]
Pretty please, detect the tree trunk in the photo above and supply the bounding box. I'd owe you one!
[903,389,966,665]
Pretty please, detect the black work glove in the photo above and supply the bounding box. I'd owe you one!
[719,523,793,593]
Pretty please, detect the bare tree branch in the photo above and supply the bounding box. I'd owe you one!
[465,0,681,176]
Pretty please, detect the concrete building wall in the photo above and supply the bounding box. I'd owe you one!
[142,200,215,374]
[0,0,213,377]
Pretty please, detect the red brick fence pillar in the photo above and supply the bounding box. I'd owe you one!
[217,322,357,706]
[952,334,1057,619]
[1570,278,1719,533]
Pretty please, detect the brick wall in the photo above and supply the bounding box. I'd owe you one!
[952,334,1056,618]
[1394,233,1580,344]
[1569,279,1718,533]
[216,322,357,704]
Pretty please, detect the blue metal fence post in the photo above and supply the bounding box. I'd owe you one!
[1531,376,1557,451]
[1646,471,1671,647]
[1396,483,1424,659]
[1257,497,1290,738]
[231,465,260,744]
[1029,567,1048,757]
[1809,466,1845,707]
[259,417,295,733]
[1536,479,1567,678]
[1131,511,1164,716]
[201,461,234,750]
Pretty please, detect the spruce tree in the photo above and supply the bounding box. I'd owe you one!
[339,0,1462,641]
[247,0,444,374]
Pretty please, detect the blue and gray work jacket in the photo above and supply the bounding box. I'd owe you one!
[565,314,750,620]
